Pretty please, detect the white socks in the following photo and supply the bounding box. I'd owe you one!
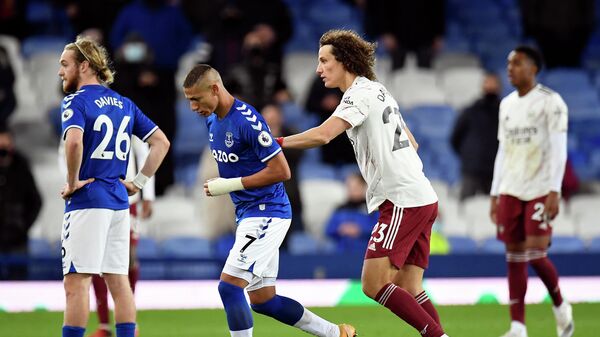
[293,308,339,337]
[230,327,253,337]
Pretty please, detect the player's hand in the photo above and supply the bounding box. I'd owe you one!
[141,200,153,219]
[120,179,141,196]
[204,177,218,197]
[489,196,499,225]
[544,191,560,221]
[61,178,95,200]
[275,137,284,146]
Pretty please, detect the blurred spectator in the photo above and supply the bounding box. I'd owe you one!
[194,147,236,240]
[561,159,580,202]
[181,0,292,73]
[224,39,287,111]
[325,173,378,252]
[0,128,42,280]
[59,0,128,44]
[450,73,501,201]
[0,0,28,38]
[0,46,16,128]
[520,0,594,68]
[111,1,193,194]
[363,0,445,69]
[261,103,304,248]
[305,75,356,166]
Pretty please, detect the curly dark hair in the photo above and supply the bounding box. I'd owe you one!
[319,29,377,80]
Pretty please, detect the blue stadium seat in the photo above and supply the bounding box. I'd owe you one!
[298,162,337,180]
[137,237,165,280]
[479,238,505,254]
[28,238,54,257]
[588,237,600,252]
[447,236,479,253]
[161,237,219,279]
[21,35,68,58]
[542,69,592,92]
[215,233,235,260]
[288,232,321,255]
[548,236,586,254]
[174,99,208,156]
[162,237,213,258]
[137,237,161,259]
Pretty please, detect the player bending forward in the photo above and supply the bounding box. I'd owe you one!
[183,64,356,337]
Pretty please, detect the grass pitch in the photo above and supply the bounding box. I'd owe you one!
[1,303,598,336]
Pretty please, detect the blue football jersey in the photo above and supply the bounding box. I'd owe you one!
[206,99,291,221]
[61,85,158,212]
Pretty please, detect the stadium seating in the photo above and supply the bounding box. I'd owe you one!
[161,237,220,279]
[479,238,505,254]
[299,178,346,239]
[137,237,166,279]
[548,236,586,254]
[287,232,322,255]
[439,67,485,109]
[447,236,479,253]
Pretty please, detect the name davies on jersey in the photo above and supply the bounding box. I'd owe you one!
[94,96,124,109]
[212,149,239,163]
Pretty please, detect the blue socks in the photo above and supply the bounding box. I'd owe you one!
[251,295,304,326]
[218,281,254,331]
[116,322,136,337]
[62,326,84,337]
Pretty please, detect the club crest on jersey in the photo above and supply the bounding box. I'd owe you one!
[225,132,234,148]
[62,109,74,122]
[258,131,272,147]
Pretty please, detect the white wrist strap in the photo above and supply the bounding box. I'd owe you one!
[132,172,150,189]
[207,177,244,196]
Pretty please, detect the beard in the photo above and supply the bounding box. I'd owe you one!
[62,77,79,94]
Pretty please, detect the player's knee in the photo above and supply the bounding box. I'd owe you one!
[361,280,381,299]
[218,280,244,301]
[64,277,88,299]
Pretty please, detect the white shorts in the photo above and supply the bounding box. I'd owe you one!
[222,217,290,291]
[61,208,130,275]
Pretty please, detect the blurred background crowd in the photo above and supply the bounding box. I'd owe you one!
[1,0,600,281]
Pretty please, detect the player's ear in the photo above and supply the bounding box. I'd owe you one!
[210,83,219,96]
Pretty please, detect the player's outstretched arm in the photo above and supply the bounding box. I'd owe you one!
[122,129,170,196]
[278,116,350,149]
[205,152,291,196]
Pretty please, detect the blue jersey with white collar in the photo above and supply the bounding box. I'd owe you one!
[61,84,158,212]
[206,99,291,221]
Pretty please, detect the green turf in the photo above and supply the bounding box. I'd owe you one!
[0,303,598,337]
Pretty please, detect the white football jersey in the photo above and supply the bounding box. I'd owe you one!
[332,76,437,212]
[497,84,568,200]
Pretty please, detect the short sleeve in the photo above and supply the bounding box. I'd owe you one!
[547,93,568,133]
[132,103,158,142]
[61,94,85,140]
[332,88,370,128]
[241,113,281,163]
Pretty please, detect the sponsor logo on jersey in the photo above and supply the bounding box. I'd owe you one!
[343,96,354,105]
[211,149,239,163]
[257,131,272,147]
[225,132,234,148]
[62,109,74,122]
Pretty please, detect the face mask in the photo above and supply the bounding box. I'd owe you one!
[0,149,11,158]
[123,43,147,63]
